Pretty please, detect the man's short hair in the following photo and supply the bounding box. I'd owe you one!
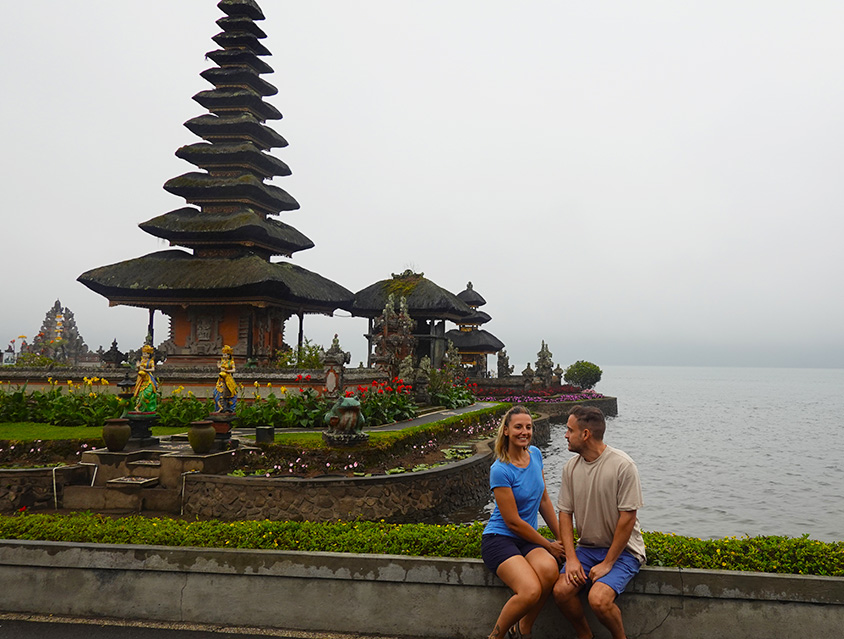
[568,405,606,440]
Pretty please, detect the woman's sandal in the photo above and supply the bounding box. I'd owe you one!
[508,623,532,639]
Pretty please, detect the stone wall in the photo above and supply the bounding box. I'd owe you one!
[0,366,390,399]
[1,540,841,639]
[523,396,618,419]
[0,465,90,513]
[182,440,494,522]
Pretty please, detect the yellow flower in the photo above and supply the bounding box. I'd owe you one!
[266,382,272,387]
[253,380,259,387]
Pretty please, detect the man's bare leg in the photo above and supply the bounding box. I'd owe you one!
[588,582,626,639]
[552,576,593,639]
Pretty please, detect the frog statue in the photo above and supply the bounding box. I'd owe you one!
[323,396,369,447]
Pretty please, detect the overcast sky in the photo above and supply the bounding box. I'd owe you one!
[2,1,843,370]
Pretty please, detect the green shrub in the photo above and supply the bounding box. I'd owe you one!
[0,379,121,427]
[428,369,475,409]
[563,360,603,389]
[156,392,213,427]
[0,512,841,576]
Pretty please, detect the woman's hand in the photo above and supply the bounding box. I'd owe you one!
[546,540,564,560]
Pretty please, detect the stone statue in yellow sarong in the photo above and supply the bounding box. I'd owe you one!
[213,345,238,413]
[132,344,159,412]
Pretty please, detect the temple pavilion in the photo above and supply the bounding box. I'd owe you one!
[78,0,353,365]
[352,270,474,369]
[444,282,504,376]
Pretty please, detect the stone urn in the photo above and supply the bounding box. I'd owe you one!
[188,420,216,454]
[102,418,131,452]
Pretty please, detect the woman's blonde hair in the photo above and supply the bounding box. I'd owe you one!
[493,405,532,463]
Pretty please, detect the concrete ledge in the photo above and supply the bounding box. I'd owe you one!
[0,540,841,639]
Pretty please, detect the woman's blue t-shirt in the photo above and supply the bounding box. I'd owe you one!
[483,445,545,538]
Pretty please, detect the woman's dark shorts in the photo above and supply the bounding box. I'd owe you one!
[482,533,545,575]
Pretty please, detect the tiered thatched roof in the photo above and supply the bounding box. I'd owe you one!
[79,0,352,314]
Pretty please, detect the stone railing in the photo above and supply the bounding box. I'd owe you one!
[0,365,390,399]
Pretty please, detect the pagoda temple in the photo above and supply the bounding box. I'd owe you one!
[444,281,504,376]
[352,270,474,369]
[78,0,353,365]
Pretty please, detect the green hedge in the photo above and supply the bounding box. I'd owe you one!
[1,513,841,577]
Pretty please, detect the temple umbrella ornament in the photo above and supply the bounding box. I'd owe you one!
[78,0,353,366]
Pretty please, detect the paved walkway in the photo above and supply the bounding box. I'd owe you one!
[0,614,408,639]
[230,401,499,440]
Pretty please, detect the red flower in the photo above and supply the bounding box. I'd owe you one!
[305,374,311,380]
[17,506,27,513]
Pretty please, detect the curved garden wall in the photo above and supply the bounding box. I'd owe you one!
[183,441,493,523]
[0,466,89,513]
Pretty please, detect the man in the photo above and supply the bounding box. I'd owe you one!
[553,405,645,639]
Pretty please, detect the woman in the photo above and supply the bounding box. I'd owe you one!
[482,405,563,639]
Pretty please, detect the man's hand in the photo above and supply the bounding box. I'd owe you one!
[564,556,587,587]
[588,559,614,582]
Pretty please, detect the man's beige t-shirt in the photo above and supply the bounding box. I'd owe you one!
[557,445,646,564]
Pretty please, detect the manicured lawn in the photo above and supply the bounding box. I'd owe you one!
[0,422,188,440]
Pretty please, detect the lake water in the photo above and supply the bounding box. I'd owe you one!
[476,366,844,542]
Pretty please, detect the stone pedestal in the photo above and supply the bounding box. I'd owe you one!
[209,411,237,441]
[322,431,370,447]
[127,412,160,447]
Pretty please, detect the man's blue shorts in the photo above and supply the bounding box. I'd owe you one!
[560,546,641,595]
[481,534,545,576]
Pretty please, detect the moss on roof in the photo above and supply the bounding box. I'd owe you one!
[185,113,288,149]
[139,207,313,255]
[353,272,474,320]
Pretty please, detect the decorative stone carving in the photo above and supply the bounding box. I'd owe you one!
[371,295,416,378]
[323,334,351,400]
[535,340,554,388]
[497,349,514,378]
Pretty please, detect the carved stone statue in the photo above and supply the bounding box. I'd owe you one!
[213,345,238,413]
[132,344,159,412]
